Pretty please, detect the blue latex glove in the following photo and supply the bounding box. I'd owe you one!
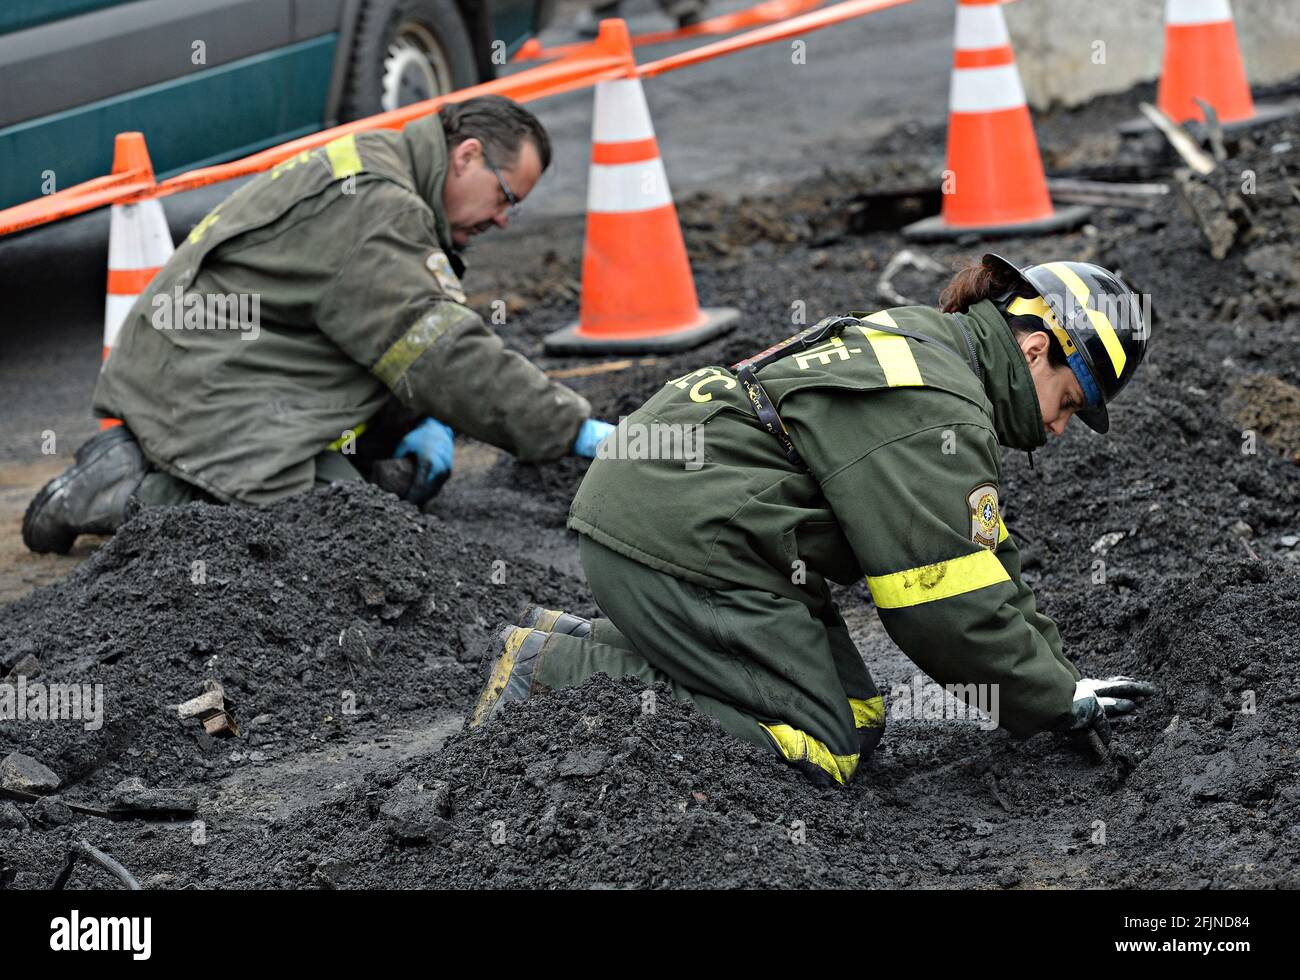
[572,418,615,459]
[394,418,455,505]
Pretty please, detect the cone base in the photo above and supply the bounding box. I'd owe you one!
[902,205,1091,242]
[1117,100,1299,136]
[544,307,741,356]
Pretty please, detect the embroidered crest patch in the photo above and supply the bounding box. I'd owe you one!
[425,250,467,303]
[967,484,1000,550]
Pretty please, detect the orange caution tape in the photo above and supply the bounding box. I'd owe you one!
[513,0,825,63]
[639,0,911,78]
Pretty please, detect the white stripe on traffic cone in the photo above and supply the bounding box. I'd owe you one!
[101,196,173,428]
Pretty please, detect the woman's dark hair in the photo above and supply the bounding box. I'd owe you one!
[442,95,552,171]
[939,257,1067,367]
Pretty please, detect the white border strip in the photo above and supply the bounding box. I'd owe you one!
[1166,0,1232,26]
[950,64,1027,113]
[588,159,674,213]
[592,78,657,144]
[954,3,1009,49]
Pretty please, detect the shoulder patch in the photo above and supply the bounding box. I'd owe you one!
[967,484,1000,551]
[425,250,467,303]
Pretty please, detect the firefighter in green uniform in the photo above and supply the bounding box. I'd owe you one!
[24,96,615,554]
[471,253,1159,786]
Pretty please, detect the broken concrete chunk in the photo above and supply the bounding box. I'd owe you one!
[1089,531,1126,555]
[111,777,198,814]
[1174,168,1251,261]
[177,681,239,737]
[177,689,224,720]
[380,777,454,843]
[201,711,240,738]
[4,653,40,680]
[29,795,74,827]
[0,801,29,831]
[1244,243,1299,285]
[0,752,61,794]
[557,749,610,779]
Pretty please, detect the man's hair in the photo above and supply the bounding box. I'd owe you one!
[442,95,551,172]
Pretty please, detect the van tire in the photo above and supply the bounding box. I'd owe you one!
[339,0,479,122]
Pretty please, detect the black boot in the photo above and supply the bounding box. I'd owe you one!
[468,625,550,728]
[22,427,149,554]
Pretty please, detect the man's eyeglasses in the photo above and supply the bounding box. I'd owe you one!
[482,151,519,217]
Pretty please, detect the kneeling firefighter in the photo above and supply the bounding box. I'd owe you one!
[472,254,1159,785]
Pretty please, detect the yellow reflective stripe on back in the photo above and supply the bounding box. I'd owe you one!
[1043,262,1126,378]
[849,695,885,730]
[858,311,923,387]
[867,548,1010,609]
[759,723,859,785]
[372,303,472,388]
[326,134,363,180]
[327,421,368,452]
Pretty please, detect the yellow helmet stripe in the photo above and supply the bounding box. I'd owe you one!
[1043,262,1127,378]
[1007,295,1078,356]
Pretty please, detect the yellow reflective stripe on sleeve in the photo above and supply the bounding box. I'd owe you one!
[372,303,474,388]
[327,421,368,452]
[759,723,859,786]
[849,695,885,730]
[859,311,923,387]
[325,134,364,180]
[867,548,1011,610]
[1043,262,1126,378]
[997,515,1009,543]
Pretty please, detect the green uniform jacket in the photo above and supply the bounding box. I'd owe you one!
[568,300,1081,737]
[94,115,590,505]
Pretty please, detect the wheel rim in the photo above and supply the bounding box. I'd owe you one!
[381,20,453,110]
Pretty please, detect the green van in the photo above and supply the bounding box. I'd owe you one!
[0,0,556,210]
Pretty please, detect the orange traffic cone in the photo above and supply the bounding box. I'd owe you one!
[1121,1,1295,134]
[101,134,173,428]
[904,0,1088,240]
[544,42,738,354]
[1156,0,1296,128]
[1158,0,1254,124]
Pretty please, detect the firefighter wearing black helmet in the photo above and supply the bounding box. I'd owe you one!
[469,253,1159,786]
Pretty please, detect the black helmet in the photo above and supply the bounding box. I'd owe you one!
[985,253,1150,434]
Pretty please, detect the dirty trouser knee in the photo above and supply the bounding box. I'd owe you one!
[134,450,360,508]
[312,450,364,485]
[133,471,218,507]
[542,536,871,785]
[535,631,769,748]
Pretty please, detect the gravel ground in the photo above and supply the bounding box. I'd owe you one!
[2,79,1298,889]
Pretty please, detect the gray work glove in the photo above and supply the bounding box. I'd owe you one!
[1063,676,1159,747]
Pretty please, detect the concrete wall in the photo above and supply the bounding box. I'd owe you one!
[1002,0,1300,110]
